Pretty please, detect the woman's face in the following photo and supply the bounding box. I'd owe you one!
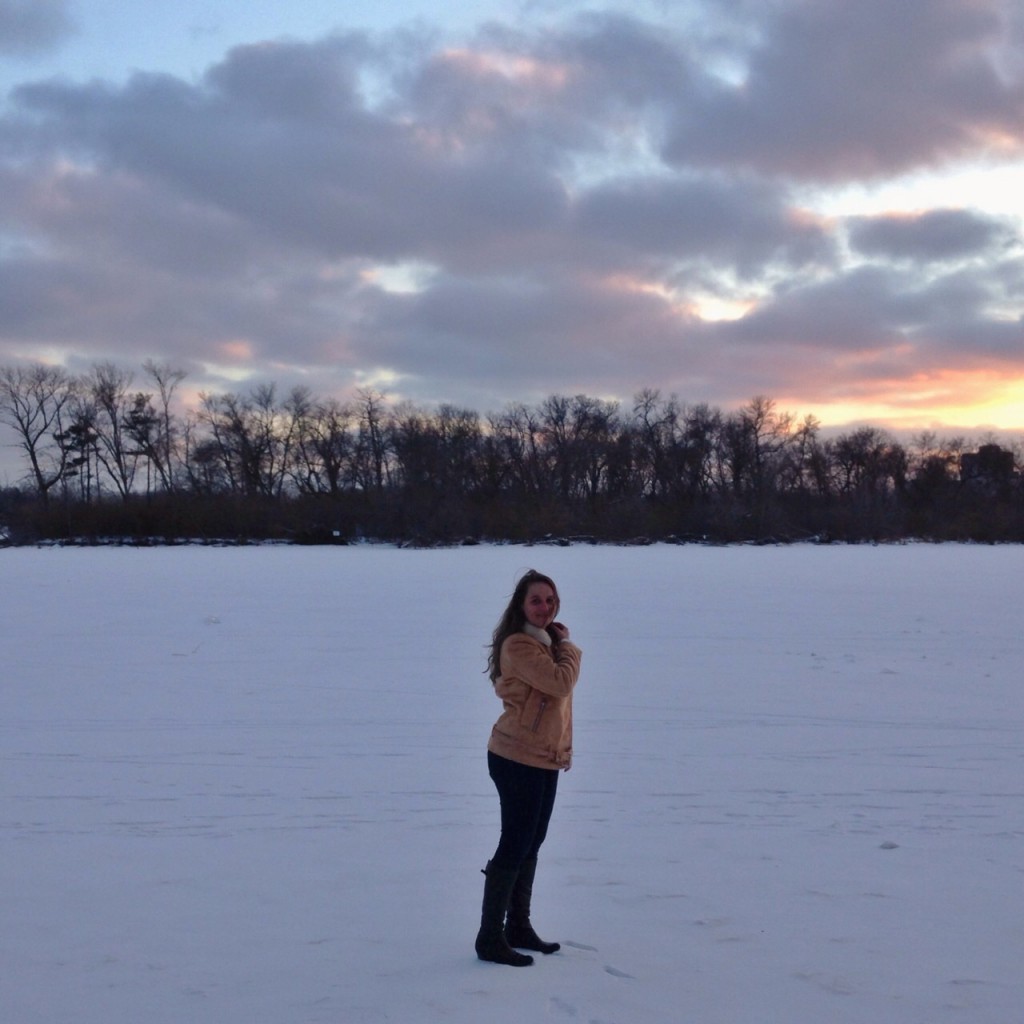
[522,581,557,630]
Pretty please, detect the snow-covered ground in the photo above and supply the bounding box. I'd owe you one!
[2,542,1022,1024]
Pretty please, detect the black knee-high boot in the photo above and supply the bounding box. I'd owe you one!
[475,862,534,966]
[505,857,560,954]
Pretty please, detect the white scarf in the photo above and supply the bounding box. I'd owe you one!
[523,622,552,646]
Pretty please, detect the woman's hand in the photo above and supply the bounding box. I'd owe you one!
[548,621,570,642]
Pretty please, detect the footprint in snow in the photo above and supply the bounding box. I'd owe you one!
[604,965,633,979]
[550,995,578,1016]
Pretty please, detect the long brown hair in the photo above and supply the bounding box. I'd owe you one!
[486,569,561,683]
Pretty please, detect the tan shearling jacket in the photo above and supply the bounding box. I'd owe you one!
[487,624,582,771]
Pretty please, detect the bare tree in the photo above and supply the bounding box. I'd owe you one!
[0,363,79,503]
[122,391,164,496]
[88,362,138,502]
[142,360,187,491]
[390,402,483,495]
[776,414,825,497]
[194,384,298,498]
[679,403,721,498]
[554,395,619,500]
[630,391,720,501]
[832,427,906,497]
[631,388,675,500]
[720,396,793,498]
[351,389,392,493]
[488,402,546,497]
[291,396,355,494]
[440,404,483,493]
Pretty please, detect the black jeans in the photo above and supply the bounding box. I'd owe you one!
[487,751,559,871]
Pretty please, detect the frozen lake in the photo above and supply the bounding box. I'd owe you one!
[2,543,1022,1023]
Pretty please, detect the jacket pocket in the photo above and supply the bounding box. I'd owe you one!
[528,695,548,733]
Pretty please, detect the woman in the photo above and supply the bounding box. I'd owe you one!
[475,569,583,967]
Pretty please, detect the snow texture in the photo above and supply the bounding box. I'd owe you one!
[2,543,1022,1023]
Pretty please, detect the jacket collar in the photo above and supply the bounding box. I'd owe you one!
[523,622,552,647]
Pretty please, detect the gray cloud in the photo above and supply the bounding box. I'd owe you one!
[664,0,1024,180]
[847,209,1015,264]
[8,37,572,268]
[573,175,835,277]
[726,265,930,351]
[0,0,74,57]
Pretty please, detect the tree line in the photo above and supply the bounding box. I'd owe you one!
[1,360,1022,545]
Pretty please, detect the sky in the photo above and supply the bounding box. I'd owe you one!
[1,0,1023,438]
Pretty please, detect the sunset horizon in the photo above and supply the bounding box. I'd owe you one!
[1,0,1022,466]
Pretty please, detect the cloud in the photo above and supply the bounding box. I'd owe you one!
[663,0,1024,179]
[573,175,835,277]
[0,3,1022,425]
[0,0,74,57]
[847,209,1015,263]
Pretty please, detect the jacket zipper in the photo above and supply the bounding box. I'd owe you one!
[531,697,548,732]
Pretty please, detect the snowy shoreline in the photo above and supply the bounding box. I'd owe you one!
[9,533,1024,549]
